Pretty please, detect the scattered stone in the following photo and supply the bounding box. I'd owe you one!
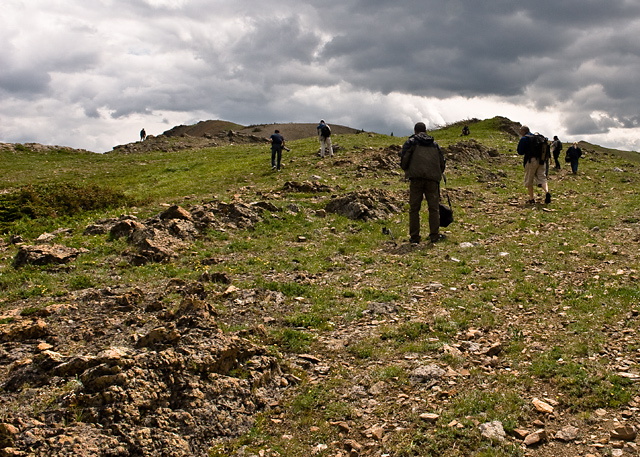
[331,421,350,433]
[532,398,554,414]
[479,421,505,441]
[442,344,463,358]
[343,438,363,454]
[369,381,386,396]
[159,205,192,221]
[325,189,400,221]
[483,342,502,357]
[410,364,446,384]
[611,425,637,441]
[555,425,580,441]
[283,180,332,193]
[13,244,88,268]
[511,429,529,440]
[370,424,384,441]
[524,429,547,446]
[419,413,440,423]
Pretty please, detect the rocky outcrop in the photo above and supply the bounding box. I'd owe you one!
[325,189,401,221]
[0,284,287,457]
[13,244,88,268]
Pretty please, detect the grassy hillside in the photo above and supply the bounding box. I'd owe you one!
[1,117,640,456]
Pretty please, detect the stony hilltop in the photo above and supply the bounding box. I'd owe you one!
[1,117,639,457]
[110,121,363,155]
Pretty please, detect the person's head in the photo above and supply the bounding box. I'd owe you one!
[274,130,280,133]
[520,125,530,136]
[553,135,558,140]
[573,142,578,147]
[414,122,427,134]
[320,119,325,124]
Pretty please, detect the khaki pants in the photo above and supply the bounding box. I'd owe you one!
[409,178,440,243]
[320,136,333,157]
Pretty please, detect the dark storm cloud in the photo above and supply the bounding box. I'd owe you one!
[2,0,640,151]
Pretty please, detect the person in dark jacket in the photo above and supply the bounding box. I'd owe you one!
[551,135,563,170]
[566,142,583,174]
[398,122,446,244]
[269,130,285,171]
[517,125,551,204]
[316,120,333,158]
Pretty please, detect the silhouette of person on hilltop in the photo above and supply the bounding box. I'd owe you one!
[140,128,146,141]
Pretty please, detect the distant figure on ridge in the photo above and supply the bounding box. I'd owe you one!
[517,125,551,205]
[269,129,285,171]
[566,142,583,174]
[140,128,146,141]
[316,120,333,158]
[551,135,563,170]
[461,125,470,136]
[398,122,446,245]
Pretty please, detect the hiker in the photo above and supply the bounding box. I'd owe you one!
[461,125,470,136]
[566,142,583,174]
[269,129,286,171]
[551,135,563,170]
[398,122,446,244]
[317,120,333,158]
[517,125,551,205]
[140,128,146,141]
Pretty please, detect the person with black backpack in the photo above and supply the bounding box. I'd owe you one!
[398,122,446,244]
[517,125,551,205]
[316,119,333,158]
[551,135,563,170]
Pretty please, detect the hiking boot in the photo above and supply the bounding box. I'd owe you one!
[409,237,421,245]
[527,199,536,205]
[430,234,446,243]
[545,192,551,204]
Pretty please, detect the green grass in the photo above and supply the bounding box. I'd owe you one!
[2,117,640,457]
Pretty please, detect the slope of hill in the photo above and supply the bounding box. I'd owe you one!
[162,120,363,141]
[108,120,364,154]
[1,117,640,457]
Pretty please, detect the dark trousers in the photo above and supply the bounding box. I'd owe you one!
[409,178,440,242]
[271,146,282,169]
[571,159,579,174]
[553,152,561,169]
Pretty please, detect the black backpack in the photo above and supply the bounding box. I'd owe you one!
[529,133,550,162]
[320,125,331,137]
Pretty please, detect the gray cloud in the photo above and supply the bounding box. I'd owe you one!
[1,0,640,152]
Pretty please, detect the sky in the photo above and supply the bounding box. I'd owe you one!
[2,0,640,153]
